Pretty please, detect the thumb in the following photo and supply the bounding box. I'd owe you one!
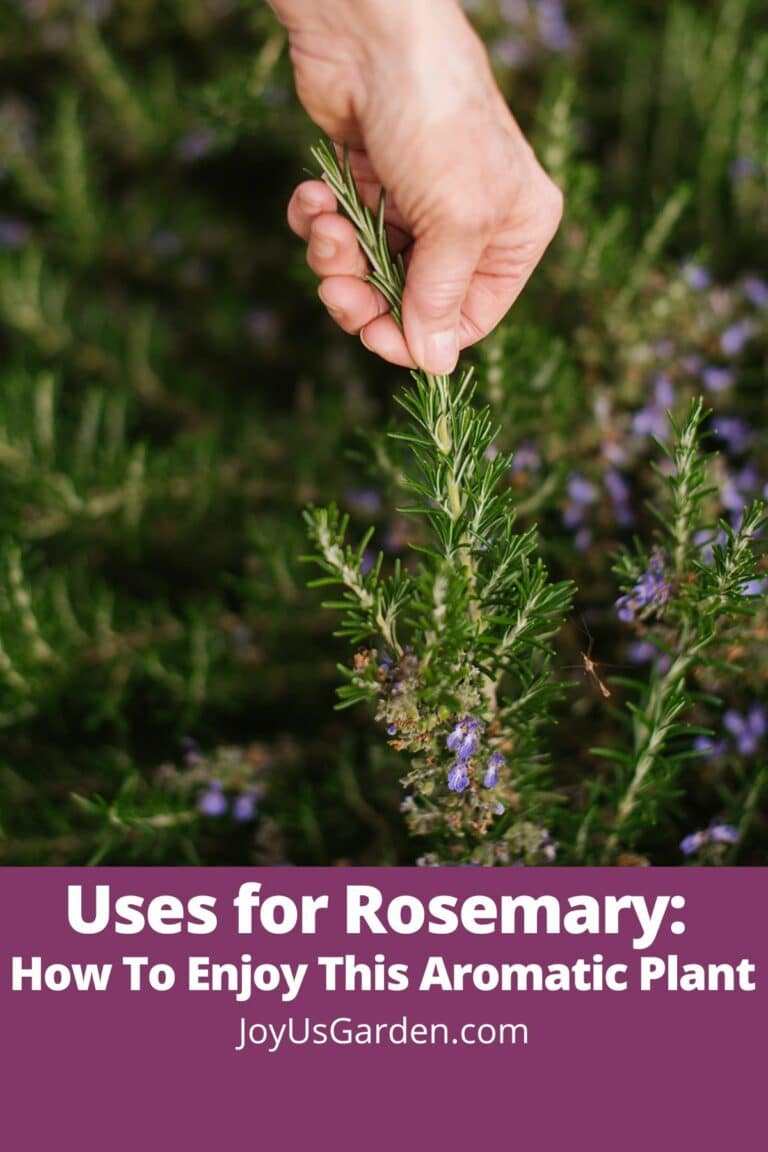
[401,224,486,375]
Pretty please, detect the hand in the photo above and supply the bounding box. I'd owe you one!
[273,0,563,375]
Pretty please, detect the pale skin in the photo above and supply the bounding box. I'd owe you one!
[268,0,563,376]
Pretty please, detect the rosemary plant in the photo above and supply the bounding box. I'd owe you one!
[594,400,766,861]
[304,142,574,866]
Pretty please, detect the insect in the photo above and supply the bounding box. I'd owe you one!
[564,618,614,700]
[581,635,611,699]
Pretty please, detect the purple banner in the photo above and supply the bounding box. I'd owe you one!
[2,868,764,1148]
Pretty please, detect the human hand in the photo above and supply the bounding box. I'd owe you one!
[272,0,563,376]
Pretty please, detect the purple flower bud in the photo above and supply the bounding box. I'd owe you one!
[567,473,598,506]
[616,552,671,623]
[709,823,739,845]
[232,791,259,822]
[177,127,218,162]
[701,366,735,394]
[653,374,675,409]
[682,263,712,291]
[713,416,751,454]
[360,548,376,577]
[198,780,227,817]
[720,318,756,357]
[447,762,470,793]
[483,751,505,789]
[510,442,541,473]
[446,715,484,762]
[743,276,768,309]
[724,705,766,756]
[680,830,707,856]
[0,216,30,250]
[632,405,668,440]
[729,156,761,180]
[345,488,383,515]
[693,735,727,759]
[681,353,704,375]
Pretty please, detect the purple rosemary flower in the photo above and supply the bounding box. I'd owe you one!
[713,416,751,455]
[494,36,530,69]
[720,318,756,357]
[0,216,30,250]
[500,0,528,20]
[735,464,760,493]
[694,526,727,566]
[345,487,383,515]
[723,704,766,756]
[633,374,675,439]
[632,402,668,440]
[709,824,739,845]
[483,751,505,789]
[567,473,598,507]
[681,263,712,291]
[446,715,484,762]
[177,127,218,162]
[701,366,735,394]
[681,822,738,856]
[536,0,575,52]
[693,734,727,759]
[360,548,376,577]
[198,779,227,817]
[245,307,279,345]
[563,472,597,532]
[540,834,558,863]
[447,762,470,794]
[741,578,766,597]
[616,552,672,623]
[742,276,768,309]
[510,442,541,473]
[653,374,675,409]
[627,639,658,663]
[232,790,259,823]
[181,736,202,766]
[681,353,704,376]
[720,472,744,515]
[574,527,592,552]
[680,830,707,856]
[729,156,761,180]
[604,468,634,527]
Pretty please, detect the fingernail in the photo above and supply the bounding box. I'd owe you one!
[422,330,458,374]
[312,234,336,260]
[360,328,373,353]
[318,284,344,321]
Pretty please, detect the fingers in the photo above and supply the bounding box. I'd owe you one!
[316,275,390,336]
[455,180,564,348]
[286,180,337,239]
[288,178,415,359]
[401,223,489,375]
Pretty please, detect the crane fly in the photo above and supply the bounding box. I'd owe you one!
[563,618,615,700]
[580,636,611,699]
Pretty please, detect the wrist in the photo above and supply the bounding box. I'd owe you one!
[267,0,458,53]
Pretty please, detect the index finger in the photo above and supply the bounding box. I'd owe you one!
[287,180,338,240]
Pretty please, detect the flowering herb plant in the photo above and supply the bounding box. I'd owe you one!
[304,143,766,866]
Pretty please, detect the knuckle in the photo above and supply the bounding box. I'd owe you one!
[538,177,565,233]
